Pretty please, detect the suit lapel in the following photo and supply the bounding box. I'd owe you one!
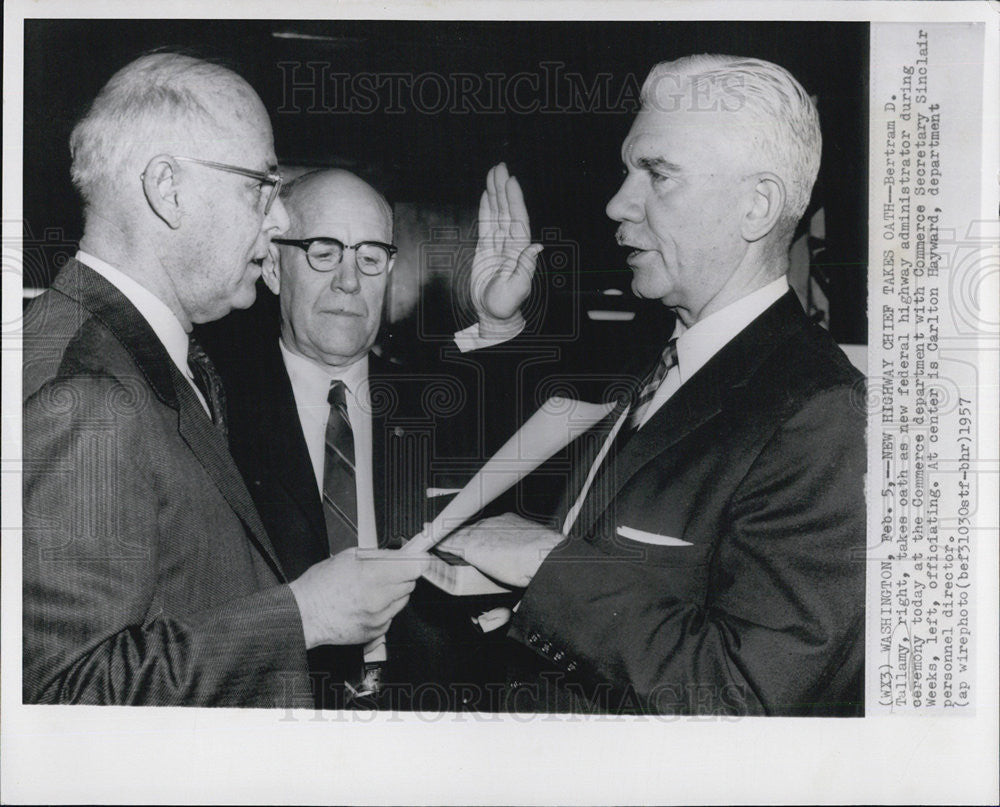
[573,291,808,539]
[173,376,286,578]
[368,353,393,547]
[554,399,630,530]
[257,339,329,554]
[54,260,287,580]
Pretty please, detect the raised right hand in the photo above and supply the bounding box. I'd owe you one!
[470,162,543,334]
[288,548,429,649]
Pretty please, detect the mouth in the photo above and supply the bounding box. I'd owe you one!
[623,246,655,267]
[321,308,364,318]
[615,230,653,261]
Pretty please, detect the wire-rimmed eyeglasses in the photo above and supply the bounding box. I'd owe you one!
[171,156,283,215]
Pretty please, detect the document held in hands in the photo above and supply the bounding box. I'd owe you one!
[405,396,619,595]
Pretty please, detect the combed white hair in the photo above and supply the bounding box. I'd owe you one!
[69,52,252,208]
[641,54,822,232]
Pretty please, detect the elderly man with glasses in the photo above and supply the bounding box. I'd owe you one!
[22,53,427,707]
[201,165,538,709]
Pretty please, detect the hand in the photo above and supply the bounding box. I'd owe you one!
[437,513,563,588]
[289,548,429,649]
[470,163,543,337]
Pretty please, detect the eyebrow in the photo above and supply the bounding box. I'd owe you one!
[635,156,683,174]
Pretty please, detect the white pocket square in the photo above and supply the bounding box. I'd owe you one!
[616,526,693,547]
[426,487,463,498]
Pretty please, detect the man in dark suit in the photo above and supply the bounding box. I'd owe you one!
[440,55,867,716]
[205,166,536,709]
[22,53,425,706]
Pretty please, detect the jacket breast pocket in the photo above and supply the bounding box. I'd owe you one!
[607,526,714,569]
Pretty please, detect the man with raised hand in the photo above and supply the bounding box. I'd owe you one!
[202,162,539,708]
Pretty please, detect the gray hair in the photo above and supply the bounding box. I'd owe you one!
[641,55,822,232]
[69,52,253,207]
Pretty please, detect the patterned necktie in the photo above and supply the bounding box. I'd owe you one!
[187,335,228,438]
[323,380,359,555]
[629,338,679,428]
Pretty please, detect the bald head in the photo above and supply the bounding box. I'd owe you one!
[282,169,393,242]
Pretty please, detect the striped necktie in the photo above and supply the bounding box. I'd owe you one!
[187,335,228,438]
[323,380,358,555]
[629,338,678,427]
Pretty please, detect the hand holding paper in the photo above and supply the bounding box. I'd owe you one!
[289,548,429,649]
[400,395,619,595]
[437,513,564,588]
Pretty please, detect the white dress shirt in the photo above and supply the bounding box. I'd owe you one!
[278,314,523,552]
[76,250,210,415]
[279,341,379,549]
[564,277,790,535]
[453,319,526,352]
[634,277,790,429]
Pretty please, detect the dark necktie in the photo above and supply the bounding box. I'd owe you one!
[323,380,359,555]
[629,338,678,428]
[323,381,382,704]
[187,335,228,438]
[567,339,680,538]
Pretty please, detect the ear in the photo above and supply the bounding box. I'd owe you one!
[261,243,281,295]
[385,254,396,275]
[141,155,183,229]
[741,173,786,242]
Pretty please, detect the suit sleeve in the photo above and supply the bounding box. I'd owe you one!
[22,373,312,707]
[509,384,866,715]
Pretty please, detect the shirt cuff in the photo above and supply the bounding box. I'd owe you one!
[453,320,525,353]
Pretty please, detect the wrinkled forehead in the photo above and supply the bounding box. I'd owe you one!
[622,102,752,170]
[293,184,392,242]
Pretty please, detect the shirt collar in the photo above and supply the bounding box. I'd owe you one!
[76,250,192,377]
[279,337,369,405]
[674,276,789,384]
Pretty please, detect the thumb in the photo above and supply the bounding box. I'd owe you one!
[513,243,543,281]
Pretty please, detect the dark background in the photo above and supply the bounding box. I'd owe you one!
[23,19,869,362]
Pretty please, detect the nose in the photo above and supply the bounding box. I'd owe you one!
[330,254,362,295]
[606,174,642,223]
[264,194,291,236]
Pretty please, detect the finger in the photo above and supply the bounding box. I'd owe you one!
[485,164,499,215]
[505,176,531,243]
[435,536,468,558]
[489,161,507,201]
[494,163,511,226]
[361,558,425,582]
[379,573,419,598]
[477,189,493,237]
[486,165,504,252]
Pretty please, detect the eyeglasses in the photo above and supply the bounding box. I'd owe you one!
[273,237,397,276]
[172,156,283,215]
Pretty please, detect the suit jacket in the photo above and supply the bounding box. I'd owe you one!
[22,260,312,707]
[204,307,515,710]
[507,291,867,716]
